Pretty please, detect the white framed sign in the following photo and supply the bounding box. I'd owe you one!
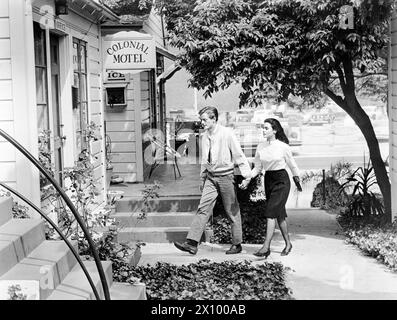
[103,31,156,70]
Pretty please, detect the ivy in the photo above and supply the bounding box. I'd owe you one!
[122,259,292,300]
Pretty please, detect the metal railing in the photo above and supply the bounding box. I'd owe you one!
[0,128,110,300]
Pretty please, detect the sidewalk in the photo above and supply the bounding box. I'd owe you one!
[138,208,397,300]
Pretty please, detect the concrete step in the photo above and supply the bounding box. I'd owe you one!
[117,226,213,243]
[116,196,200,213]
[113,211,196,228]
[0,240,78,300]
[110,282,147,300]
[0,218,46,276]
[46,260,113,300]
[0,196,12,227]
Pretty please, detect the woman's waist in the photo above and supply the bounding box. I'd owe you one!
[264,168,289,177]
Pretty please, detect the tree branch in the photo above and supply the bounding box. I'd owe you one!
[324,88,345,108]
[342,56,355,92]
[335,64,347,92]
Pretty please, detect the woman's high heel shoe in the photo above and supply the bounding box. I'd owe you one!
[281,244,292,256]
[253,249,271,258]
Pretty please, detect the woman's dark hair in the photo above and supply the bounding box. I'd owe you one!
[199,106,218,121]
[264,118,289,145]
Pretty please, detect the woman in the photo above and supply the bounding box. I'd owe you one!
[240,118,300,258]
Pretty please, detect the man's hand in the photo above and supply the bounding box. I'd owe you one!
[239,178,251,190]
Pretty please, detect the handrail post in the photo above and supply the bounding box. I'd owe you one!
[0,128,110,300]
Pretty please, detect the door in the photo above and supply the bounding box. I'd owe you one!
[50,34,64,185]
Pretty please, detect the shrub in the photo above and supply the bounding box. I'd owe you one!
[122,259,292,300]
[340,162,384,218]
[211,175,267,244]
[310,177,350,211]
[301,161,353,211]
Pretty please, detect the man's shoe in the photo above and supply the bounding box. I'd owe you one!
[174,241,198,255]
[226,244,242,255]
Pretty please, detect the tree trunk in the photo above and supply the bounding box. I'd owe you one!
[326,91,391,223]
[348,103,391,223]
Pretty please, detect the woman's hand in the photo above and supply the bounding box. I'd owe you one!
[239,178,251,190]
[293,176,302,192]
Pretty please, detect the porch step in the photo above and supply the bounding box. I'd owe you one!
[116,226,213,243]
[46,260,113,300]
[0,196,12,227]
[0,218,46,276]
[110,282,147,300]
[116,196,201,213]
[0,240,77,300]
[113,212,196,228]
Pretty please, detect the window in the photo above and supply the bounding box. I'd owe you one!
[107,87,126,106]
[72,38,88,159]
[33,22,49,131]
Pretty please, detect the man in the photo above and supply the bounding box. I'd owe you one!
[174,106,252,255]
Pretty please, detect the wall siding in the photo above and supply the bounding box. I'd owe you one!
[0,1,15,188]
[30,0,106,206]
[104,76,138,182]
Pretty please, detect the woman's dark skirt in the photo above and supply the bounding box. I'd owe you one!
[264,169,291,219]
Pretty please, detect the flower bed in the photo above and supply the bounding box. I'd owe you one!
[116,259,292,300]
[340,219,397,271]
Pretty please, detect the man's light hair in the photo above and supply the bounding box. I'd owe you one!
[199,106,218,121]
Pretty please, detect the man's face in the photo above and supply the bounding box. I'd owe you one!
[200,112,216,131]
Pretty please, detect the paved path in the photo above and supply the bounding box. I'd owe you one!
[138,208,397,300]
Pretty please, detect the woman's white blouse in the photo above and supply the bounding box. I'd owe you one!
[254,139,300,176]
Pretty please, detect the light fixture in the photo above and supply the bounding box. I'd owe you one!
[55,0,69,16]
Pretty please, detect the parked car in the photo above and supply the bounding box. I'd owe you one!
[251,109,275,124]
[235,115,302,158]
[236,108,255,122]
[307,110,335,125]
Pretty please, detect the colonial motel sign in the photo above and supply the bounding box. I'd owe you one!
[102,31,156,71]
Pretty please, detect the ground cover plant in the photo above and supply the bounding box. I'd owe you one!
[118,259,292,300]
[338,212,397,272]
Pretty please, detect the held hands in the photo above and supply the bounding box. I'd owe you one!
[239,178,251,190]
[199,180,205,192]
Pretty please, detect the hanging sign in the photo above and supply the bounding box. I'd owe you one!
[103,31,156,70]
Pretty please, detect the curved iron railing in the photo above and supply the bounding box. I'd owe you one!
[0,128,110,300]
[0,183,101,300]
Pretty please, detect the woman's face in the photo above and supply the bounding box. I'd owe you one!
[261,122,276,139]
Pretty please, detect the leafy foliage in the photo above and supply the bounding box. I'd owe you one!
[302,161,353,211]
[340,160,384,217]
[38,130,55,190]
[340,218,397,271]
[121,259,292,300]
[153,0,392,104]
[7,285,27,300]
[211,175,267,244]
[39,122,142,278]
[151,0,392,220]
[139,182,161,219]
[311,177,351,211]
[103,0,152,16]
[301,160,353,185]
[0,190,30,219]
